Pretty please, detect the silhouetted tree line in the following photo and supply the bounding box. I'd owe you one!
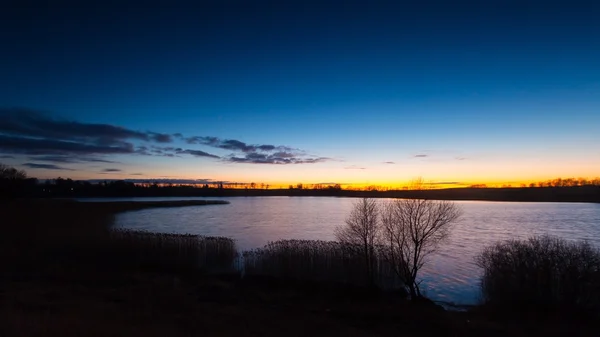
[0,164,38,199]
[531,177,600,188]
[288,183,342,191]
[1,164,599,201]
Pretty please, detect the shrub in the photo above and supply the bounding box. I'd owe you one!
[476,235,600,314]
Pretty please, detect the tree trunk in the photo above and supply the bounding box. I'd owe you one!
[408,283,417,299]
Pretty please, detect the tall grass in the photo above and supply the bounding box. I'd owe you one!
[108,229,237,273]
[476,235,600,314]
[243,239,401,289]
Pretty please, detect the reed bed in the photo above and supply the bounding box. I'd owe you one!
[243,239,401,289]
[108,229,237,273]
[477,235,600,313]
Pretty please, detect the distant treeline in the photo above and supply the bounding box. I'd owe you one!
[1,164,599,202]
[3,179,599,202]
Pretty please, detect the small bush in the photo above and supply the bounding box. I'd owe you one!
[476,235,600,314]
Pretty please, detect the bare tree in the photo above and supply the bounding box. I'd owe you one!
[0,164,27,180]
[335,198,380,286]
[380,184,462,298]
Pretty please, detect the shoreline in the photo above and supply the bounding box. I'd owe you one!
[23,185,599,203]
[68,194,600,204]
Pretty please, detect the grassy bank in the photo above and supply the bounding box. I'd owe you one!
[0,199,234,279]
[1,200,599,336]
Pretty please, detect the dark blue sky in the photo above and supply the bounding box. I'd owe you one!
[1,1,599,185]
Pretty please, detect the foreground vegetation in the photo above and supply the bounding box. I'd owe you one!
[244,240,400,289]
[477,236,600,318]
[1,199,599,336]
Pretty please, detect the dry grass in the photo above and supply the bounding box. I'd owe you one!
[0,199,235,281]
[476,235,600,317]
[108,229,237,273]
[243,240,401,290]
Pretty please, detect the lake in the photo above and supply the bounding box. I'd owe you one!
[96,197,600,305]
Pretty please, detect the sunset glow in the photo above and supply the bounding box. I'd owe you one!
[1,3,598,187]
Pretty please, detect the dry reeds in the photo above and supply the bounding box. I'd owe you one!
[108,229,237,273]
[243,239,401,289]
[476,235,600,313]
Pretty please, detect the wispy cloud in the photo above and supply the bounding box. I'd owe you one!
[86,178,237,185]
[0,155,15,159]
[102,168,122,172]
[228,152,329,164]
[425,181,463,186]
[0,108,171,158]
[383,161,395,164]
[130,173,144,176]
[345,165,366,170]
[22,162,75,171]
[177,149,220,159]
[175,134,328,164]
[0,108,330,166]
[182,135,295,153]
[413,154,428,158]
[28,155,118,164]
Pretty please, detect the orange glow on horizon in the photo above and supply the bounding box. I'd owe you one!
[125,177,600,190]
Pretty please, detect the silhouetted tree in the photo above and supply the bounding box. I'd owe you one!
[335,198,380,286]
[0,164,27,180]
[0,164,29,199]
[379,179,462,298]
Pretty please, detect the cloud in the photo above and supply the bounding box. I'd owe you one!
[345,165,366,170]
[102,168,122,172]
[0,108,170,144]
[177,149,220,159]
[228,153,329,164]
[383,161,395,164]
[0,108,174,160]
[130,173,144,176]
[86,178,234,185]
[0,108,329,166]
[149,132,172,143]
[413,154,428,158]
[177,135,327,164]
[184,135,294,153]
[22,163,75,170]
[0,135,135,155]
[455,157,467,161]
[28,155,118,164]
[425,181,463,185]
[0,155,15,159]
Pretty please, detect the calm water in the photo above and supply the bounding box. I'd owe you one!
[98,197,600,305]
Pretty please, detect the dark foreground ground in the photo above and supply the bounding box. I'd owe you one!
[1,200,598,337]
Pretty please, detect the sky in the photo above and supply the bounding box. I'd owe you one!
[1,0,599,188]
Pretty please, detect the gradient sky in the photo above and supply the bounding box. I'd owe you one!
[1,1,599,187]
